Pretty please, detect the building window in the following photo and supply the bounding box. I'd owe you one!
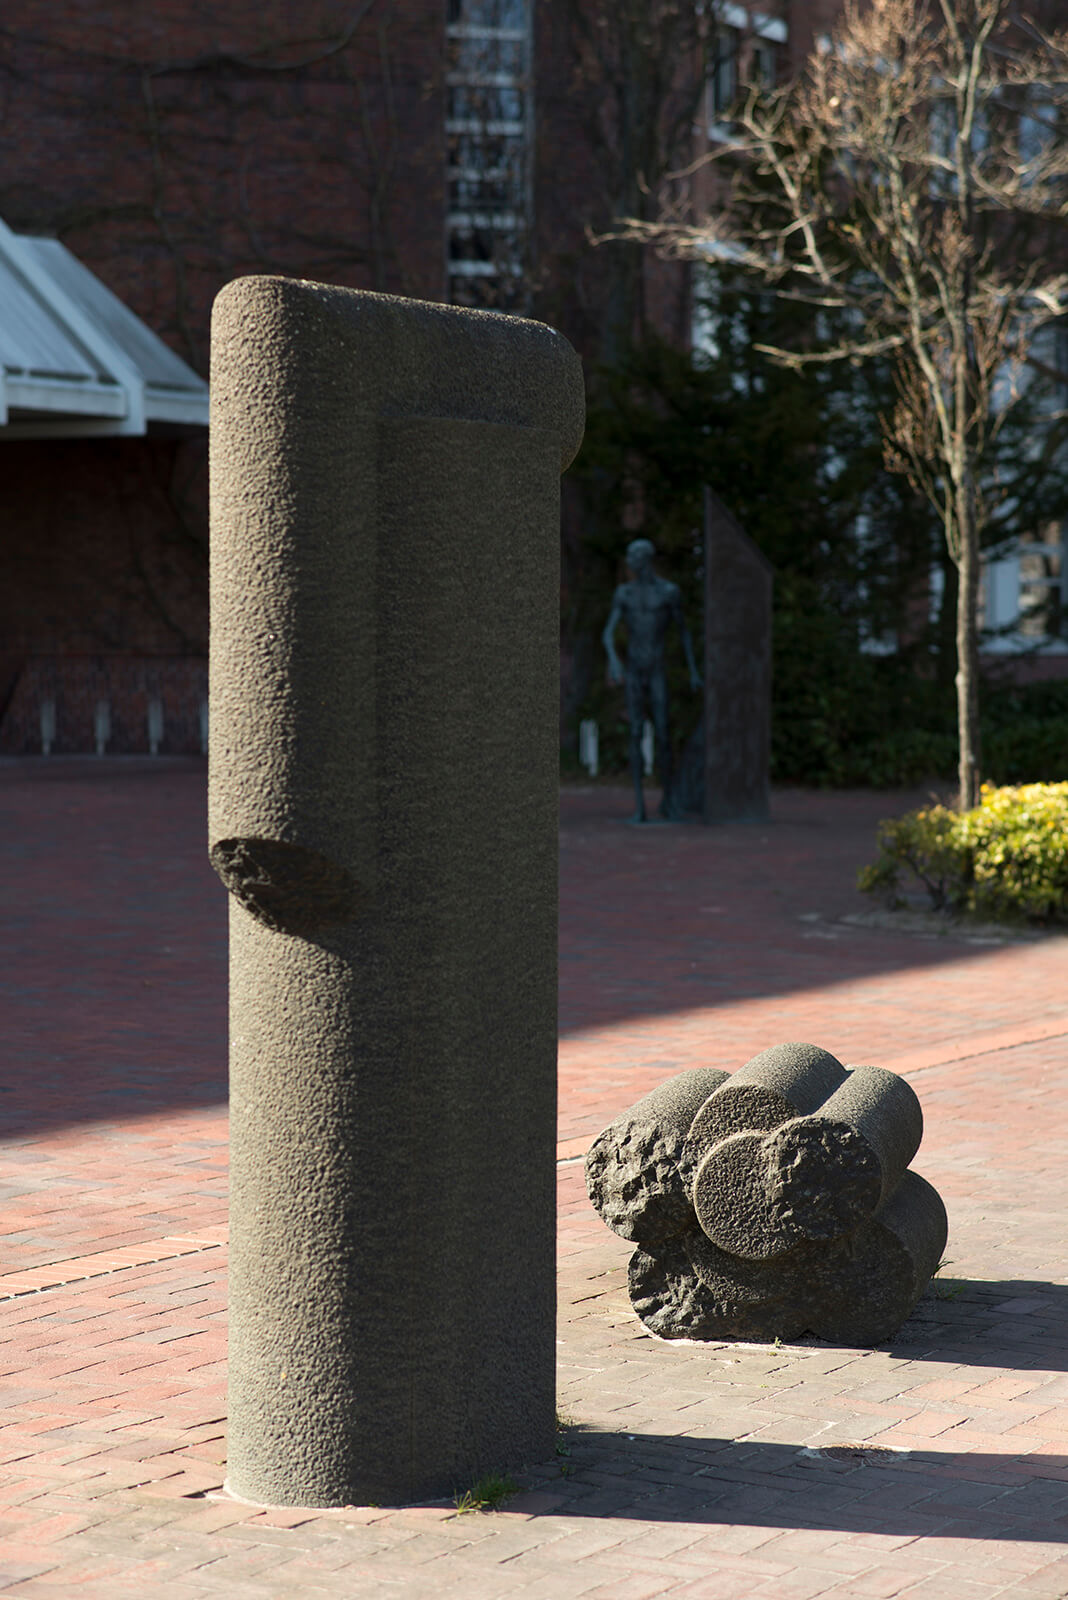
[446,0,533,311]
[706,11,787,136]
[1019,527,1065,639]
[983,525,1067,651]
[750,36,779,86]
[981,324,1068,653]
[709,28,739,120]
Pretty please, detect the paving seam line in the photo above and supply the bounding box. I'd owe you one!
[7,1014,1065,1299]
[0,1239,225,1301]
[555,1020,1068,1163]
[876,1019,1068,1077]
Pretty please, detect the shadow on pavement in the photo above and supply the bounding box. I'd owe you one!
[906,1275,1068,1371]
[523,1278,1068,1539]
[1,759,228,1136]
[828,1273,1068,1372]
[0,761,1049,1136]
[622,1275,1068,1375]
[521,1429,1068,1540]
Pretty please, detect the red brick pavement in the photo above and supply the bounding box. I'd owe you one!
[1,760,1067,1597]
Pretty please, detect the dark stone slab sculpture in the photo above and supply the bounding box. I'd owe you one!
[586,1043,947,1346]
[690,487,773,824]
[209,278,584,1507]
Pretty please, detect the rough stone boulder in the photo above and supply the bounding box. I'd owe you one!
[585,1042,947,1346]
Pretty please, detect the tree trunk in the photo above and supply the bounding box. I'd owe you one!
[954,493,982,811]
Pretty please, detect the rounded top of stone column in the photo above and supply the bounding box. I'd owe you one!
[212,276,585,471]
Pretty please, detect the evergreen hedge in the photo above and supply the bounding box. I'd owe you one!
[804,679,1068,789]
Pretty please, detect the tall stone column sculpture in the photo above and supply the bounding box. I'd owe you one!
[209,279,584,1508]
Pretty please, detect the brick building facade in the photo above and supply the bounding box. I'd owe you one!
[1,0,447,753]
[0,0,707,753]
[1,0,1062,754]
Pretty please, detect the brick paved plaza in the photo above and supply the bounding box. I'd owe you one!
[2,758,1067,1597]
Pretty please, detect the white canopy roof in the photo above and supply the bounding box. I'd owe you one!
[0,217,208,438]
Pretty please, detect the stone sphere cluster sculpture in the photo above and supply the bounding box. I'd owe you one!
[585,1043,948,1347]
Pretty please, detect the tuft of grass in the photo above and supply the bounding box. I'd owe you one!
[453,1472,519,1514]
[555,1410,576,1473]
[931,1257,964,1301]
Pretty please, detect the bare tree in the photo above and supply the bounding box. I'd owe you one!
[621,0,1068,807]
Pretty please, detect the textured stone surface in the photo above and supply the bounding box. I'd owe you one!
[210,277,584,1507]
[588,1041,948,1346]
[684,1040,848,1164]
[584,1067,728,1246]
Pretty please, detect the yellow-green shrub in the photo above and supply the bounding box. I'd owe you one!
[858,782,1068,923]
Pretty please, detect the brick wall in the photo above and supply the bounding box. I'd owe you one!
[0,0,446,367]
[0,436,211,752]
[786,0,845,68]
[1,656,209,756]
[532,0,693,361]
[0,0,447,751]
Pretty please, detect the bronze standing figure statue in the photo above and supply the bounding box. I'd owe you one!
[603,538,701,823]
